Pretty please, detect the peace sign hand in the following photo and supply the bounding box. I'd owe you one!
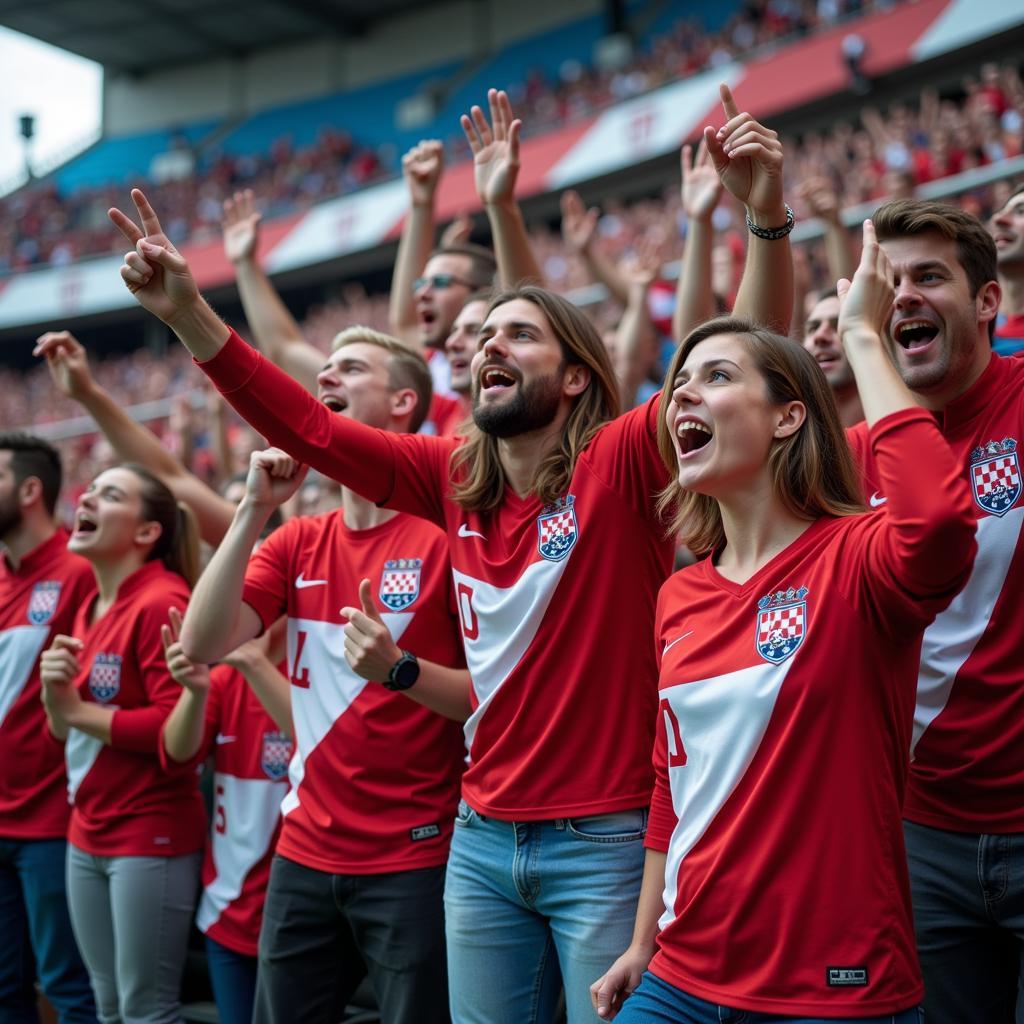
[108,188,201,325]
[161,607,211,694]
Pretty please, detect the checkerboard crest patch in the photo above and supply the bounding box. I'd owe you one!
[27,581,61,626]
[537,494,578,562]
[261,731,293,781]
[969,438,1020,517]
[88,653,122,703]
[755,587,808,664]
[380,559,422,611]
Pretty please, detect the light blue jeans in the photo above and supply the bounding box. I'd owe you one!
[444,801,647,1024]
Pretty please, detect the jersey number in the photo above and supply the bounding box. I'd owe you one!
[290,630,311,689]
[457,583,479,641]
[659,698,688,768]
[215,784,227,835]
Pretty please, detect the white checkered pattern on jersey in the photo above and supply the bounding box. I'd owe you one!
[757,606,804,644]
[972,457,1020,496]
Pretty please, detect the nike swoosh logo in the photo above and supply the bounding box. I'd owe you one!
[458,524,486,539]
[662,631,694,656]
[215,735,236,745]
[869,492,887,508]
[295,573,328,589]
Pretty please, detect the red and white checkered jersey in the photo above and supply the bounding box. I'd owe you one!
[849,352,1024,832]
[160,664,293,957]
[66,560,206,857]
[202,329,674,819]
[0,530,94,839]
[647,409,975,1016]
[241,508,465,874]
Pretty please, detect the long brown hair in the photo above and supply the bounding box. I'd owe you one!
[655,317,864,554]
[449,286,620,511]
[123,464,201,586]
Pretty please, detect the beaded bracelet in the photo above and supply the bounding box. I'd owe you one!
[745,203,795,240]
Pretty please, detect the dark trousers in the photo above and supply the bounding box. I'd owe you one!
[204,936,257,1024]
[0,837,96,1024]
[904,820,1024,1024]
[253,854,450,1024]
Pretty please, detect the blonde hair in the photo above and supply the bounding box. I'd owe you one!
[655,317,864,554]
[449,286,620,511]
[331,326,433,433]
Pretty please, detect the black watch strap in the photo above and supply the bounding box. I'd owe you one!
[384,650,420,691]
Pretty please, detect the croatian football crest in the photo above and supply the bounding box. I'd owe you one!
[755,587,809,664]
[969,438,1021,517]
[537,495,578,562]
[380,559,422,611]
[27,581,61,626]
[261,731,293,781]
[88,653,122,703]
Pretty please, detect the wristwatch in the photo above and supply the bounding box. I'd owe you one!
[384,650,420,691]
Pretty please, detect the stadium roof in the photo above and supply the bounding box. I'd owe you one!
[0,0,432,74]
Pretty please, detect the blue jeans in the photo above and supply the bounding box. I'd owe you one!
[616,971,922,1023]
[904,820,1024,1024]
[204,936,257,1024]
[444,802,647,1023]
[0,837,96,1024]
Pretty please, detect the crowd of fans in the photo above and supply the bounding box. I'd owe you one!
[0,0,931,274]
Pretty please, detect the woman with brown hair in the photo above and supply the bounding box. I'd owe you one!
[592,225,978,1023]
[39,463,205,1024]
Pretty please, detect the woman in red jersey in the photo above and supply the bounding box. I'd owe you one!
[40,463,206,1024]
[592,224,978,1023]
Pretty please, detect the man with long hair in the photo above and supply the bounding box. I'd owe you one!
[108,82,794,1021]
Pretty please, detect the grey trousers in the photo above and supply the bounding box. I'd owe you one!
[904,820,1024,1024]
[66,844,201,1024]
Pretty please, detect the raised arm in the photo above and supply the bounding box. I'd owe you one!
[222,189,323,393]
[220,619,293,738]
[461,89,543,288]
[161,606,212,763]
[181,448,306,664]
[673,141,724,341]
[704,84,793,333]
[390,140,444,349]
[613,241,661,408]
[34,330,235,546]
[797,176,858,284]
[560,190,630,306]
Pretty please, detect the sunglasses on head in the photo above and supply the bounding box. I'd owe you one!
[413,274,475,292]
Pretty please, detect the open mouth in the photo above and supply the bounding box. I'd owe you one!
[73,513,97,535]
[321,396,348,414]
[480,365,518,392]
[894,319,939,352]
[676,419,713,456]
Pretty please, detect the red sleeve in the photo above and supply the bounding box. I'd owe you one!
[241,519,298,632]
[110,587,193,753]
[645,704,677,853]
[837,408,977,637]
[199,329,450,521]
[583,396,670,522]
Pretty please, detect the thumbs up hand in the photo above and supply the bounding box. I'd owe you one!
[341,579,403,682]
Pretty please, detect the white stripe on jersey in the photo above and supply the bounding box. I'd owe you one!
[65,726,109,802]
[912,507,1024,757]
[658,662,792,932]
[281,614,412,818]
[454,557,570,755]
[0,625,49,728]
[196,772,284,935]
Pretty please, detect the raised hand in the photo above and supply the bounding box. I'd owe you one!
[560,190,599,254]
[439,212,474,249]
[681,140,724,222]
[797,176,841,225]
[108,188,201,325]
[703,83,784,221]
[221,189,262,265]
[341,579,403,682]
[33,331,96,401]
[244,447,309,510]
[837,220,895,343]
[161,607,211,694]
[621,236,662,291]
[402,139,445,207]
[461,89,522,207]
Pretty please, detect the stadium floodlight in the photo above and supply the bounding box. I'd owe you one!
[18,113,35,180]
